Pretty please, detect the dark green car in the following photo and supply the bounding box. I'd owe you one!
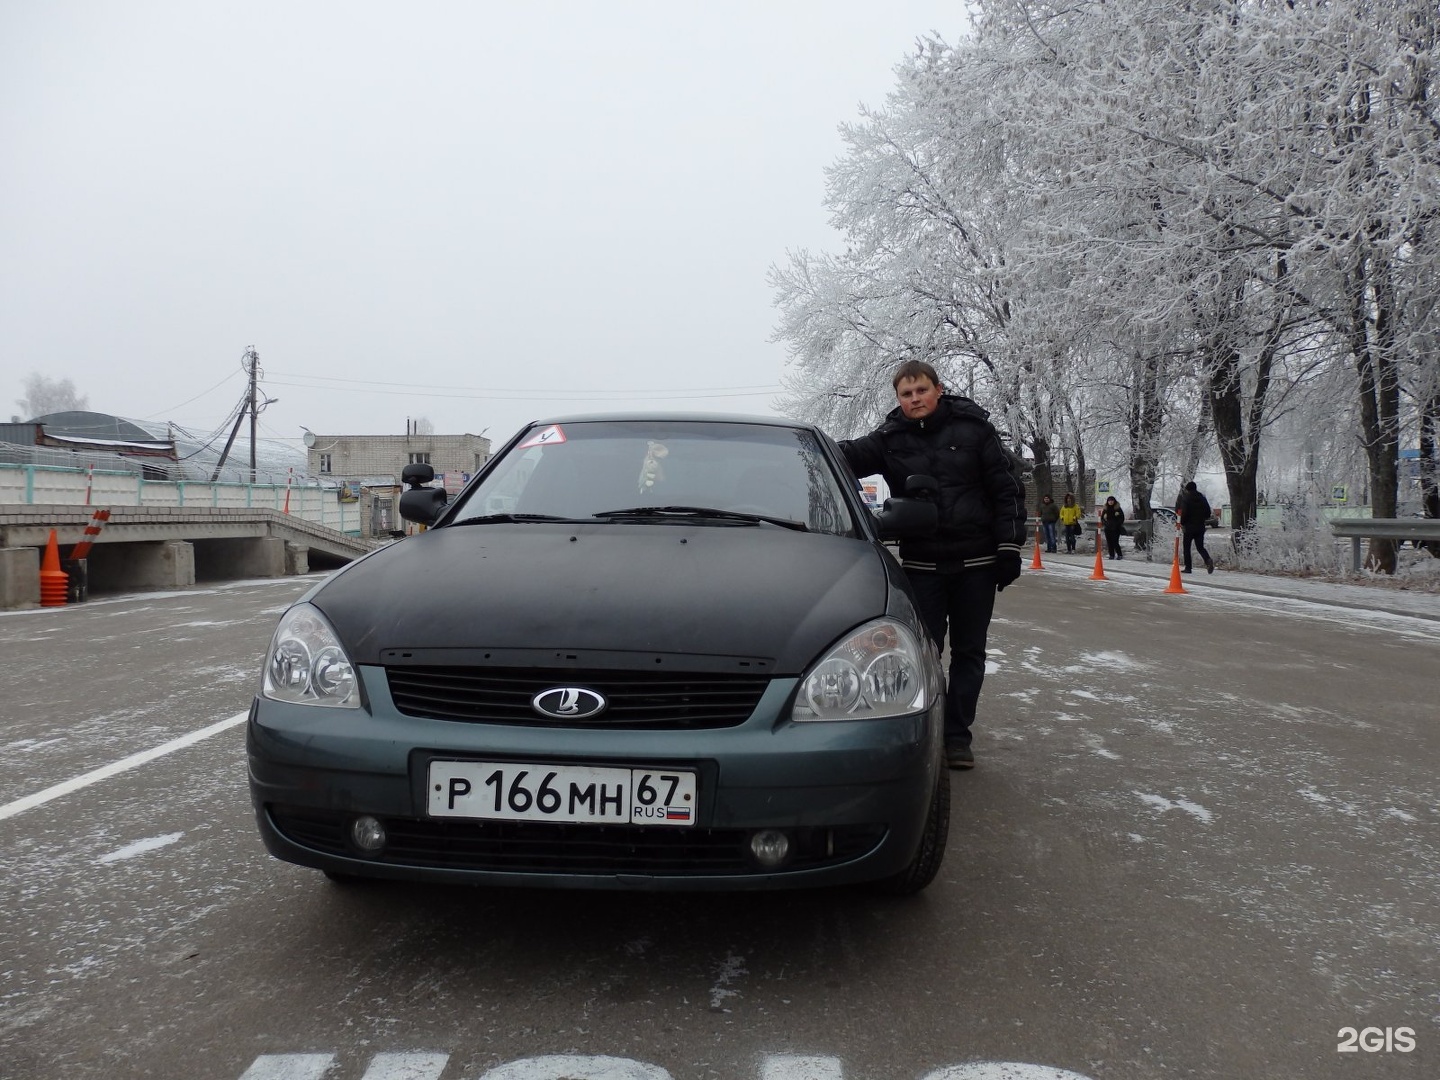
[247,414,949,893]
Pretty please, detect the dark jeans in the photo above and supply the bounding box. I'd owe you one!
[1182,526,1210,571]
[1104,528,1123,558]
[1041,521,1058,551]
[907,565,997,750]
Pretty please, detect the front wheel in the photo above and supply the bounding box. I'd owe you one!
[871,768,950,895]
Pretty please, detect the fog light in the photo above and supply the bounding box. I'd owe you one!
[749,829,790,867]
[350,815,386,853]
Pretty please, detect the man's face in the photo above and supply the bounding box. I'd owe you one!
[895,375,942,420]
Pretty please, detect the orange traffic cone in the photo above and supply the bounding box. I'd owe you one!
[1030,523,1045,570]
[1164,535,1188,594]
[1089,535,1107,581]
[39,529,68,607]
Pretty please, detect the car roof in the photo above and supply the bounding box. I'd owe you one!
[520,411,820,432]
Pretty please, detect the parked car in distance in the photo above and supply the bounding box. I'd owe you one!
[248,414,950,893]
[1129,504,1222,552]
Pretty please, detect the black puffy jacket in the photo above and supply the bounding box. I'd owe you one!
[1176,488,1212,529]
[839,395,1027,571]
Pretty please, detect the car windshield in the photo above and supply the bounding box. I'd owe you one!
[448,420,858,537]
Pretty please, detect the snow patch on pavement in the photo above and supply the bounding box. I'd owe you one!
[98,832,184,864]
[709,951,748,1011]
[1134,792,1214,824]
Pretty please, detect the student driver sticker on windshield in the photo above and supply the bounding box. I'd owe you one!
[518,424,566,449]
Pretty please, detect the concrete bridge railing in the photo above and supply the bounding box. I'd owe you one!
[1,463,386,609]
[0,462,372,536]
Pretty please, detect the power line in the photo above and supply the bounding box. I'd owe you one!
[264,370,783,400]
[139,370,245,421]
[263,379,782,402]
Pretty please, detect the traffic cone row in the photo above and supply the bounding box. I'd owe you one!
[1030,506,1190,597]
[39,529,68,607]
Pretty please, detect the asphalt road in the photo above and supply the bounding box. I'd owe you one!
[1,560,1436,1080]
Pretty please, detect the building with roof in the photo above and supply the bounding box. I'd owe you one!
[304,430,491,495]
[1,410,304,483]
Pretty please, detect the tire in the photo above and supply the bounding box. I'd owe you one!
[872,767,951,896]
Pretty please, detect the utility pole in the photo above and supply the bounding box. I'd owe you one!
[211,346,263,483]
[246,346,259,482]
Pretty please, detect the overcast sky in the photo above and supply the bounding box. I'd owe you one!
[2,1,971,452]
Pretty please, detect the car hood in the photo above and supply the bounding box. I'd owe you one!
[310,522,893,674]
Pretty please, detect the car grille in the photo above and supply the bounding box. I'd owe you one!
[384,666,772,729]
[269,805,885,876]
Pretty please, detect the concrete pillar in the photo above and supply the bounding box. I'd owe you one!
[285,542,309,575]
[0,547,42,610]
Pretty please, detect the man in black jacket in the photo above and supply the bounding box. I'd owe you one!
[1176,480,1215,574]
[839,360,1027,769]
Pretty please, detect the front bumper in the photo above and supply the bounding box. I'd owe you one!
[247,666,944,891]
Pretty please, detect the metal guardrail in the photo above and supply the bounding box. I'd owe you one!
[1329,518,1440,571]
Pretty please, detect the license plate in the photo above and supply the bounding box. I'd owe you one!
[427,761,697,827]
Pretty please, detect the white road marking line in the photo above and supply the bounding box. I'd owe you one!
[922,1065,1097,1079]
[478,1056,673,1080]
[233,1056,1099,1080]
[0,710,248,822]
[361,1053,450,1080]
[238,1054,335,1080]
[762,1055,844,1080]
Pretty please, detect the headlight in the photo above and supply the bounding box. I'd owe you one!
[261,603,359,708]
[792,619,929,721]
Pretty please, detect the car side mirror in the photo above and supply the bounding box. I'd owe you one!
[399,486,447,525]
[399,464,445,526]
[875,495,938,541]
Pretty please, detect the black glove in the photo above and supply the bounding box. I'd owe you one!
[995,551,1022,592]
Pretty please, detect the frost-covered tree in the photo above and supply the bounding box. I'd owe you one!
[16,373,88,419]
[772,0,1438,570]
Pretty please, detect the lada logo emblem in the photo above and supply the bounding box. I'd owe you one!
[532,686,607,719]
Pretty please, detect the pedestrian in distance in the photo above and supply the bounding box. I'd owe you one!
[1039,493,1060,553]
[838,359,1027,771]
[1176,480,1215,574]
[1059,492,1083,553]
[1101,495,1126,560]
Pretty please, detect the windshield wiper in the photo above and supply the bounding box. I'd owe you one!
[592,505,808,531]
[450,513,586,526]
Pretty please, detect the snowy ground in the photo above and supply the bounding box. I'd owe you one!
[1028,534,1440,625]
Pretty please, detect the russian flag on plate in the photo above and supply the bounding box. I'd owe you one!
[665,807,691,821]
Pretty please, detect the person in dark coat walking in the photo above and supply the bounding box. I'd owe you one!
[1101,495,1126,559]
[838,360,1027,770]
[1176,481,1215,573]
[1039,493,1060,553]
